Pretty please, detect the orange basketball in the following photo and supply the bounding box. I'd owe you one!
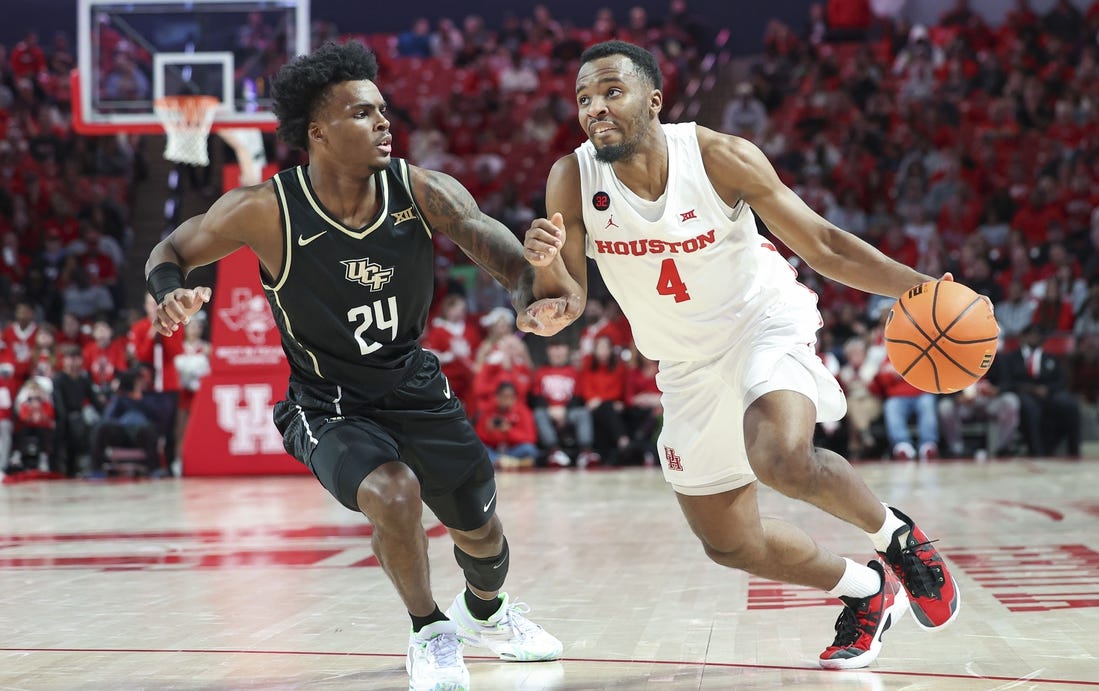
[884,280,999,394]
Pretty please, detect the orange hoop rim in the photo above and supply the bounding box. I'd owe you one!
[154,95,222,124]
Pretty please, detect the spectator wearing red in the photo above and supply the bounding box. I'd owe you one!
[423,294,481,406]
[83,319,128,393]
[128,294,183,393]
[579,335,630,464]
[471,333,533,420]
[12,376,55,472]
[74,223,120,289]
[54,313,92,352]
[2,301,40,383]
[530,339,596,467]
[474,381,538,468]
[10,31,47,81]
[576,297,632,359]
[1031,279,1076,333]
[1036,242,1083,285]
[28,327,58,382]
[997,243,1044,296]
[877,225,920,268]
[872,357,940,461]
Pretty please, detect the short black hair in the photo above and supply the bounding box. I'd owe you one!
[271,40,379,151]
[579,40,663,91]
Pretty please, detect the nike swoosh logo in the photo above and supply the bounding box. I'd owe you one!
[297,231,326,246]
[442,376,452,399]
[483,488,497,513]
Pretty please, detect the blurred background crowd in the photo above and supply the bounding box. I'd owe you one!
[1,0,1097,481]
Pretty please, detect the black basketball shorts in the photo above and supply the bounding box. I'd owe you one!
[273,352,496,531]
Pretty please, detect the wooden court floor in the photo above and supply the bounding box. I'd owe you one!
[2,459,1098,690]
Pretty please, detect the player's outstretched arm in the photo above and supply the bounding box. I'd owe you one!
[410,164,581,336]
[697,126,934,299]
[145,185,271,336]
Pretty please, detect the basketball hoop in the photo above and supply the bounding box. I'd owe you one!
[154,95,221,166]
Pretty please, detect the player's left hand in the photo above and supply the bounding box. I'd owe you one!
[516,295,583,337]
[525,213,566,267]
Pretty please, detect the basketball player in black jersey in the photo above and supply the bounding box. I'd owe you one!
[143,41,571,691]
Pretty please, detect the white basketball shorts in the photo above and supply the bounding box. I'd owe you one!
[653,318,847,496]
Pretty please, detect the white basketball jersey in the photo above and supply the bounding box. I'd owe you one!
[577,122,822,362]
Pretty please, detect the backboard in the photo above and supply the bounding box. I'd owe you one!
[74,0,309,134]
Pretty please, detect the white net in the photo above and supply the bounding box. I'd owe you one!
[154,95,221,166]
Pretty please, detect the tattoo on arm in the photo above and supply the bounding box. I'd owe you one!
[419,169,532,300]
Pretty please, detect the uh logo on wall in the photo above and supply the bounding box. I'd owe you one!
[181,246,306,476]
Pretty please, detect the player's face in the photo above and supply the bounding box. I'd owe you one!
[314,80,392,172]
[575,55,660,163]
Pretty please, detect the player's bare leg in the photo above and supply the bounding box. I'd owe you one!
[743,389,958,637]
[355,462,436,617]
[677,481,848,588]
[744,390,887,532]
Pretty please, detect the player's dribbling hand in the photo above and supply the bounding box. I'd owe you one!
[154,287,213,336]
[516,295,584,337]
[940,271,994,314]
[524,212,565,267]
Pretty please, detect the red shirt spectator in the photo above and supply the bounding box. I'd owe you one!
[625,354,661,408]
[471,334,532,418]
[422,294,481,405]
[15,379,55,430]
[128,295,183,392]
[577,298,632,358]
[474,382,537,449]
[877,227,920,268]
[532,342,581,408]
[83,320,129,389]
[55,314,94,352]
[2,302,40,382]
[10,32,47,81]
[1031,282,1076,333]
[579,337,628,405]
[0,361,16,424]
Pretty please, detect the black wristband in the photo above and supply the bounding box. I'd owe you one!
[146,262,185,304]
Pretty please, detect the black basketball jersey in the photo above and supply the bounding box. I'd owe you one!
[262,159,435,402]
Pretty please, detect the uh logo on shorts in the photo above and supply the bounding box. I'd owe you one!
[664,445,684,471]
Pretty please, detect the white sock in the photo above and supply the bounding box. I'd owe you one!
[828,558,882,599]
[867,502,907,553]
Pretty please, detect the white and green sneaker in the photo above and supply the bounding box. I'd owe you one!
[406,620,469,691]
[445,592,563,662]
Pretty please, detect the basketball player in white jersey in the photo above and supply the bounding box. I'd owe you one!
[522,40,960,669]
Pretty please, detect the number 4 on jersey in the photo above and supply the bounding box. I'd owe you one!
[656,258,690,302]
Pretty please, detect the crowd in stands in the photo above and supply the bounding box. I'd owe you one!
[4,1,1099,479]
[0,26,201,479]
[719,0,1099,460]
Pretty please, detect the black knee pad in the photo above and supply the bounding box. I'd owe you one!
[454,536,509,592]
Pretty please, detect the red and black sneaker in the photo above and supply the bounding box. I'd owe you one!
[878,507,960,630]
[819,560,909,670]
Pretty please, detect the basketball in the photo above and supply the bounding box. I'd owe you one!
[884,280,999,394]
